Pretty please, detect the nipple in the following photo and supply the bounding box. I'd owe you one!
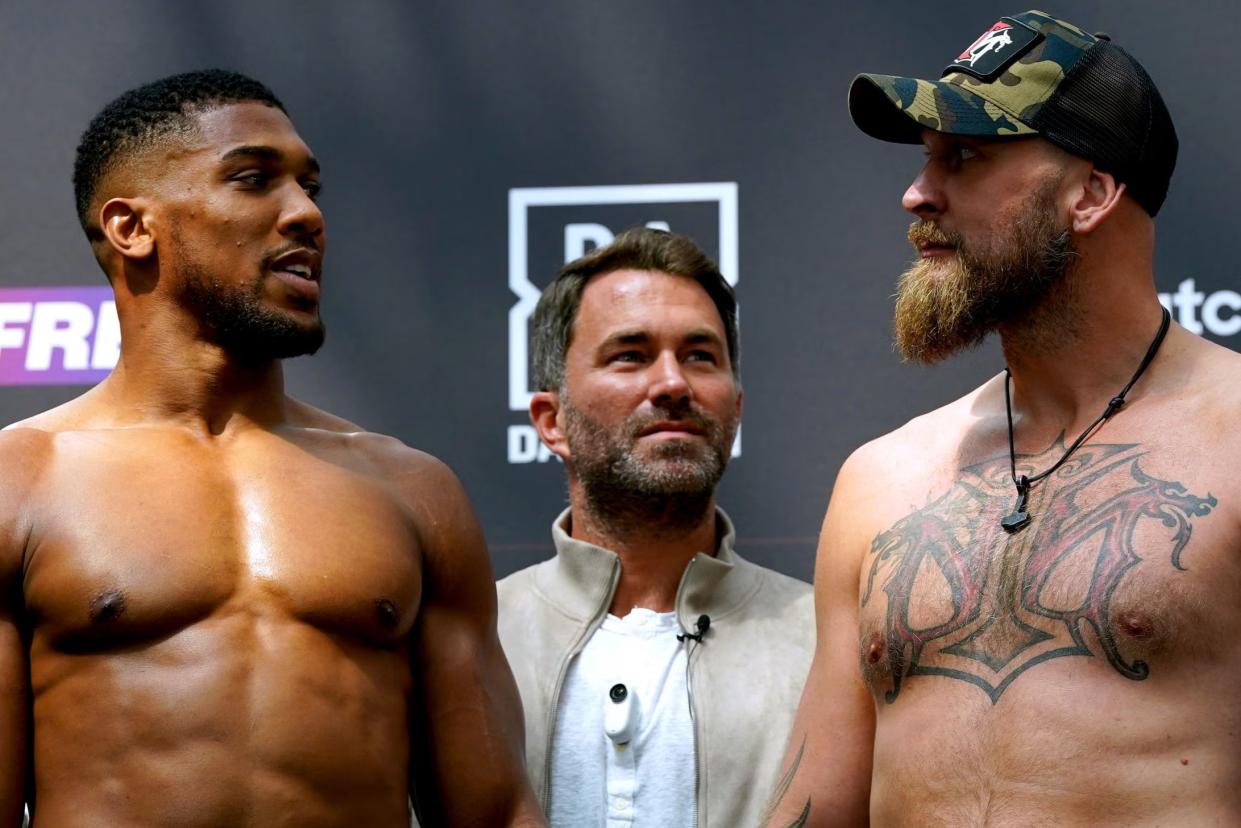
[89,590,127,623]
[1115,609,1155,640]
[860,633,892,683]
[375,598,399,629]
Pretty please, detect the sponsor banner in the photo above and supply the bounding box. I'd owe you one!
[1158,279,1241,338]
[506,182,739,464]
[0,287,118,386]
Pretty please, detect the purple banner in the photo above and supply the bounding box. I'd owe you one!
[0,287,117,386]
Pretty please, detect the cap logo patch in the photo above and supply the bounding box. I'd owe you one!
[945,17,1042,82]
[958,21,1013,65]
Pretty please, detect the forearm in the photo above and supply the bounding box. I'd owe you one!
[765,721,874,828]
[761,656,874,828]
[413,633,545,826]
[502,797,548,828]
[761,735,814,827]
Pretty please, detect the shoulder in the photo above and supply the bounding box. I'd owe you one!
[497,561,545,596]
[289,403,467,505]
[0,426,55,491]
[496,558,565,619]
[356,433,462,495]
[298,418,484,562]
[734,557,814,618]
[1172,331,1241,419]
[0,428,54,572]
[734,555,812,601]
[284,396,367,433]
[496,560,560,638]
[763,565,814,600]
[5,386,102,433]
[752,563,815,631]
[719,558,817,672]
[362,439,479,549]
[835,374,1000,500]
[816,375,1003,571]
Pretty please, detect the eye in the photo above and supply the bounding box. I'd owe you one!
[686,350,718,364]
[956,144,979,162]
[609,350,644,364]
[232,170,270,188]
[301,179,323,200]
[943,141,980,165]
[924,142,980,167]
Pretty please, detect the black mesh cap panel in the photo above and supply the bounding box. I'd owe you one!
[1031,42,1178,216]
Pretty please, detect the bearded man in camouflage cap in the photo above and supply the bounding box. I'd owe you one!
[763,10,1241,827]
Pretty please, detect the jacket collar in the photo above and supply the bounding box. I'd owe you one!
[545,507,759,627]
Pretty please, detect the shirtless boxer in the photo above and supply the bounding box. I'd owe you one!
[0,70,544,827]
[763,11,1241,827]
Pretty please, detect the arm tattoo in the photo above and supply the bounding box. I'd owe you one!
[863,440,1216,703]
[784,800,811,828]
[760,737,811,828]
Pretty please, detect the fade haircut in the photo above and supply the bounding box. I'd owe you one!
[530,226,740,393]
[73,69,286,241]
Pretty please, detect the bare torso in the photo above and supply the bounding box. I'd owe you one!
[5,398,434,827]
[855,335,1241,826]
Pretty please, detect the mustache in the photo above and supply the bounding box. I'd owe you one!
[260,236,322,271]
[625,401,716,437]
[908,220,963,249]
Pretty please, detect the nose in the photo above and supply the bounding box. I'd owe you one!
[902,161,945,219]
[648,352,691,406]
[277,182,325,242]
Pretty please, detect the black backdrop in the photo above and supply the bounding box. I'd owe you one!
[3,1,1237,582]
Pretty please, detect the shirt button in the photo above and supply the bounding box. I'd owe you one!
[612,796,631,811]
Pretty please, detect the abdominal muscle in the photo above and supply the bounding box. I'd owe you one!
[867,661,1241,828]
[27,613,414,828]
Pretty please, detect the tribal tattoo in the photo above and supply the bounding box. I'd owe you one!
[759,738,810,828]
[862,439,1216,703]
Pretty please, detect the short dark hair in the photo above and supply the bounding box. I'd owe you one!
[73,69,286,239]
[530,227,740,392]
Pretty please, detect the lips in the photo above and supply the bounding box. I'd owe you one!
[268,247,322,282]
[638,420,706,438]
[908,220,960,258]
[918,242,957,258]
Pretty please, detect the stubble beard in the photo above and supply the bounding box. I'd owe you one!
[171,227,325,362]
[563,395,737,537]
[893,181,1079,364]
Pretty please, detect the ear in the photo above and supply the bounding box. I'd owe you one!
[1068,167,1125,235]
[530,390,571,461]
[99,197,157,261]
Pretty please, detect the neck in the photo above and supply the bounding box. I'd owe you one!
[98,301,290,436]
[567,485,719,617]
[998,240,1168,433]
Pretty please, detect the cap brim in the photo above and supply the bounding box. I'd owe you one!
[848,73,1036,143]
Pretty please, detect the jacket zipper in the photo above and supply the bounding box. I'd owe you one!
[683,557,702,828]
[689,652,701,828]
[541,558,622,809]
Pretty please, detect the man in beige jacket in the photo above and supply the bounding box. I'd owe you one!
[497,227,814,827]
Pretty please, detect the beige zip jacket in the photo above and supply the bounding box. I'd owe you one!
[496,509,815,828]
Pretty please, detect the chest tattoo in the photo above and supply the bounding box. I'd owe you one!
[862,441,1216,703]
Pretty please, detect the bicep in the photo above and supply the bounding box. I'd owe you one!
[402,459,536,825]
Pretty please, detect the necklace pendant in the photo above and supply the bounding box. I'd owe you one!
[1001,474,1031,533]
[1001,509,1031,533]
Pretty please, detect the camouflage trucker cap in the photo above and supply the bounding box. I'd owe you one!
[848,10,1178,216]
